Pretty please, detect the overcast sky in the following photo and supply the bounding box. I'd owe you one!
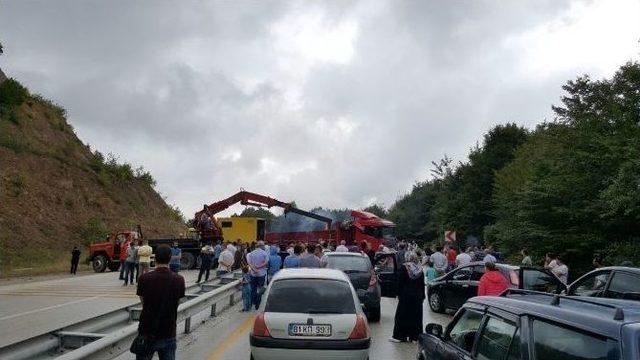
[1,0,639,217]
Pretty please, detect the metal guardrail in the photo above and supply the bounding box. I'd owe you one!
[54,275,241,360]
[0,271,242,360]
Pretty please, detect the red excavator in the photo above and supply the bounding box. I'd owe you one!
[195,190,396,251]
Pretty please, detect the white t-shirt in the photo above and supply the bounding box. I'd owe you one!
[552,264,569,284]
[218,249,234,272]
[336,245,349,252]
[483,254,497,264]
[456,252,472,267]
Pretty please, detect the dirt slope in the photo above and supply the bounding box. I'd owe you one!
[0,76,186,274]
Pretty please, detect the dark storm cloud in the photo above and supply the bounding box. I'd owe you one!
[1,0,638,216]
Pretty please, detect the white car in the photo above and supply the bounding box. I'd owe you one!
[250,268,371,360]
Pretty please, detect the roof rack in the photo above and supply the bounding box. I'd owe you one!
[500,289,625,321]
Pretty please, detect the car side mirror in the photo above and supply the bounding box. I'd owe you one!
[425,323,443,338]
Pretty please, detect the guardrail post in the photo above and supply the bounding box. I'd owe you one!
[210,303,217,317]
[184,317,191,334]
[229,293,235,306]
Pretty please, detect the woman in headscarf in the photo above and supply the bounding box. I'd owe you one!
[390,251,426,343]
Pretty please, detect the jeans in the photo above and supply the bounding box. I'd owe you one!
[169,264,180,274]
[119,262,126,279]
[242,283,252,311]
[135,337,176,360]
[250,275,266,310]
[124,261,135,285]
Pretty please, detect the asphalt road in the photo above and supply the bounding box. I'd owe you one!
[114,296,452,360]
[0,269,203,348]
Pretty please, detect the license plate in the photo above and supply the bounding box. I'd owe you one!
[288,324,332,337]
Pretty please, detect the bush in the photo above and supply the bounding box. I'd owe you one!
[0,133,31,153]
[78,218,109,245]
[10,174,26,196]
[603,241,640,267]
[0,79,29,113]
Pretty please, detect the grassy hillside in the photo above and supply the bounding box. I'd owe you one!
[0,76,187,277]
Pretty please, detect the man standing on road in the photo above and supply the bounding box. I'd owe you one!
[246,241,269,310]
[70,246,81,275]
[430,246,448,276]
[217,243,234,276]
[283,244,302,268]
[335,240,349,252]
[134,245,185,360]
[455,247,472,268]
[169,242,181,274]
[137,240,153,281]
[299,244,322,268]
[196,243,214,283]
[212,241,222,270]
[124,244,137,286]
[482,248,497,264]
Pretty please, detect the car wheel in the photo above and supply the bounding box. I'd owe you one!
[181,252,196,270]
[92,255,107,272]
[429,291,445,313]
[367,306,381,322]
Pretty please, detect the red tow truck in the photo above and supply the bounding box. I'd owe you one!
[195,191,396,250]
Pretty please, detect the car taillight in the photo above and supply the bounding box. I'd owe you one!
[252,313,271,337]
[369,271,378,287]
[349,314,370,340]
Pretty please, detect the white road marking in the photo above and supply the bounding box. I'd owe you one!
[0,296,101,321]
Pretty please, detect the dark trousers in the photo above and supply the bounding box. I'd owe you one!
[250,275,266,309]
[135,337,176,360]
[197,262,212,282]
[169,264,180,274]
[70,260,79,274]
[119,262,126,279]
[124,261,135,285]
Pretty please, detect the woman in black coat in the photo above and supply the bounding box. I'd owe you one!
[390,251,425,342]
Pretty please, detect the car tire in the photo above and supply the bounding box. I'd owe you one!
[181,252,196,270]
[92,255,108,272]
[429,291,445,313]
[367,306,381,322]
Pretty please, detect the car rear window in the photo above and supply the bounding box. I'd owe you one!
[325,256,371,272]
[265,279,356,314]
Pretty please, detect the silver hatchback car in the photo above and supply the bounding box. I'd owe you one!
[249,268,371,360]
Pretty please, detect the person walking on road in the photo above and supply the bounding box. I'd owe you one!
[390,252,425,343]
[196,243,214,283]
[133,245,185,360]
[70,246,81,275]
[124,244,137,286]
[521,249,532,266]
[478,261,509,296]
[137,240,153,281]
[246,241,269,310]
[169,242,182,274]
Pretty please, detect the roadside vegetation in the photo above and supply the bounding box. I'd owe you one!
[387,62,640,274]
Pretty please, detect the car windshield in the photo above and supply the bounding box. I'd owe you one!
[325,256,371,273]
[265,279,356,314]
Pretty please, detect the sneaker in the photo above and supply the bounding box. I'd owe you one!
[388,338,403,343]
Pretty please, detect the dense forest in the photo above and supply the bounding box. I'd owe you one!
[387,62,640,273]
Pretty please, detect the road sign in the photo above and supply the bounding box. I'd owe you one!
[445,230,456,242]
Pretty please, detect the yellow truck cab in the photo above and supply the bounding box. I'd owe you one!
[217,217,266,244]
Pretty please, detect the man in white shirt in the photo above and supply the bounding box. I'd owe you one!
[551,256,569,284]
[226,241,237,257]
[217,243,234,275]
[430,246,448,276]
[482,248,497,264]
[456,247,472,268]
[335,240,349,252]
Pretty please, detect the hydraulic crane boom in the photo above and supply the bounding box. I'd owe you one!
[195,191,332,241]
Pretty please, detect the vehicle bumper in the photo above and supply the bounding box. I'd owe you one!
[250,335,370,360]
[251,345,369,360]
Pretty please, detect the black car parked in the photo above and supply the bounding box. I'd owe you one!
[419,290,640,360]
[427,262,564,313]
[567,266,640,301]
[323,252,382,321]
